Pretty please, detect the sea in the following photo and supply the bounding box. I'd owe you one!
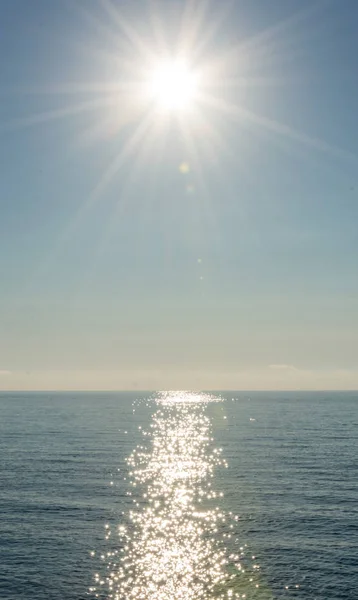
[0,391,357,600]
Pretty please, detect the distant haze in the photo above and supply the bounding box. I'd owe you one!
[1,366,358,391]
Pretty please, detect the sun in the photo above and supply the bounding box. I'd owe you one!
[149,59,198,111]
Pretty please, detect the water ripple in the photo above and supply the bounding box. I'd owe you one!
[91,392,265,600]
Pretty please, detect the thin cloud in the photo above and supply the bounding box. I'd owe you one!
[269,364,298,371]
[0,370,11,376]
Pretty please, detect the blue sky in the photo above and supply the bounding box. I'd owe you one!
[0,0,358,390]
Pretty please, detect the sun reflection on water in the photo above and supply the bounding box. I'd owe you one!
[90,392,272,600]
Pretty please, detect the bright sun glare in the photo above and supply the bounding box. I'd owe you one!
[149,60,198,111]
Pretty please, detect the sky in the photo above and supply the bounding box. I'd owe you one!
[0,0,358,391]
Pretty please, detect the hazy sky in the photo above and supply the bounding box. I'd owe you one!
[1,0,358,390]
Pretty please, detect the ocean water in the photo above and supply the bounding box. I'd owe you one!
[0,391,357,600]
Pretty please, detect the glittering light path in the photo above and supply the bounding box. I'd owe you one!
[91,392,270,600]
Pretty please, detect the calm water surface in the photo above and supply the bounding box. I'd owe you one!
[0,391,357,599]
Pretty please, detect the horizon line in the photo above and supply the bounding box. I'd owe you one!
[0,389,357,393]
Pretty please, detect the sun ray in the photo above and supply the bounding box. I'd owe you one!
[20,0,357,305]
[148,0,172,57]
[198,92,358,164]
[0,98,111,133]
[73,89,148,151]
[0,81,134,96]
[181,0,234,64]
[178,0,212,59]
[237,0,326,56]
[197,1,326,90]
[87,112,155,206]
[30,110,155,286]
[71,0,156,83]
[73,0,126,54]
[100,0,158,65]
[87,116,173,274]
